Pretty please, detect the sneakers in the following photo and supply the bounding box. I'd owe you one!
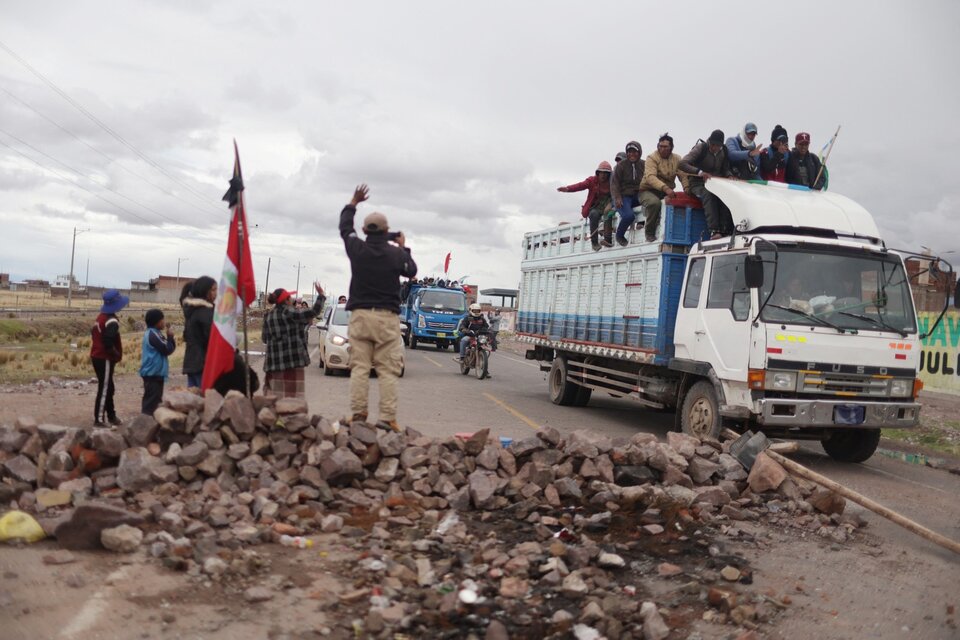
[350,412,368,424]
[454,357,463,363]
[94,420,106,427]
[375,420,402,433]
[591,242,601,252]
[600,239,613,248]
[616,237,629,247]
[107,416,123,426]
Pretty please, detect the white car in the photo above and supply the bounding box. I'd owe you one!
[316,304,406,377]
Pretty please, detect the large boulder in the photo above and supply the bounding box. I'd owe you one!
[116,447,162,492]
[54,503,144,550]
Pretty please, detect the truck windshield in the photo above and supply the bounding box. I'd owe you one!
[419,290,466,312]
[758,245,917,334]
[331,308,351,325]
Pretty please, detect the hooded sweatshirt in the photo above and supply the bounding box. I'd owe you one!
[725,126,760,180]
[611,142,645,201]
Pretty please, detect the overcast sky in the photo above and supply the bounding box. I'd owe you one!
[2,1,958,301]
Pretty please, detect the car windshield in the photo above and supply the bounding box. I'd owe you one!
[419,290,466,312]
[331,308,351,325]
[758,245,917,334]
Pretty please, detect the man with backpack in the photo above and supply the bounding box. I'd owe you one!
[680,129,735,239]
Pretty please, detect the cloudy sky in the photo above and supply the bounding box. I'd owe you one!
[1,1,958,300]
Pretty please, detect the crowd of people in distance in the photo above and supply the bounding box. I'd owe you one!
[558,123,828,250]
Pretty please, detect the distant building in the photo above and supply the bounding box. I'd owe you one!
[54,274,80,289]
[0,273,9,289]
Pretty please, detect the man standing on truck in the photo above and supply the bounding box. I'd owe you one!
[638,133,686,243]
[557,160,615,251]
[339,184,418,433]
[786,132,826,190]
[680,129,735,239]
[611,141,645,246]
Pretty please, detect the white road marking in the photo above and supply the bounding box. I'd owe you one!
[58,565,137,638]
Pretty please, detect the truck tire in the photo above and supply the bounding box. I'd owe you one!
[680,381,721,440]
[410,335,418,350]
[549,357,580,406]
[574,384,592,407]
[821,428,880,463]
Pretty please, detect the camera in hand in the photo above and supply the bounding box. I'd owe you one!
[386,231,402,241]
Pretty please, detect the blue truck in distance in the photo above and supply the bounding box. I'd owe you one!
[401,284,468,350]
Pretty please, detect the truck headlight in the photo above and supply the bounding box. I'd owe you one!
[889,379,911,397]
[417,314,426,328]
[331,335,348,346]
[768,371,797,390]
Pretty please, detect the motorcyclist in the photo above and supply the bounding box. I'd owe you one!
[455,303,489,364]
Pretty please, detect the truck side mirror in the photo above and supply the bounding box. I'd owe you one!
[955,281,960,309]
[744,255,764,289]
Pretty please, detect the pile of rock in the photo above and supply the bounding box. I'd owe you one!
[0,390,861,637]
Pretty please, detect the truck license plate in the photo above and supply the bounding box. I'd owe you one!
[834,405,865,425]
[436,332,446,338]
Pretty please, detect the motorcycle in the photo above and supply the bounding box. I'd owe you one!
[459,331,491,380]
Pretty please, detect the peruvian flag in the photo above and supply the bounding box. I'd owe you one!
[201,142,257,391]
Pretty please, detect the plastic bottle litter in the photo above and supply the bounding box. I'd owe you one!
[0,510,46,543]
[279,535,313,549]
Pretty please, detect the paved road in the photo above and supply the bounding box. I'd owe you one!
[293,338,960,565]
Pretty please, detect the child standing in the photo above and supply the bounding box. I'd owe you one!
[140,309,176,416]
[90,289,129,426]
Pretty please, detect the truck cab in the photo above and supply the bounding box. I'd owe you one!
[401,284,468,350]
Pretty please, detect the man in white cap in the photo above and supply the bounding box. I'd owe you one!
[339,184,418,432]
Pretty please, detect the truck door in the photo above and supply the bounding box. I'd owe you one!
[673,256,706,359]
[694,253,751,381]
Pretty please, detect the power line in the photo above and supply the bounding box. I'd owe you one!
[0,136,217,254]
[0,127,219,234]
[0,85,222,221]
[0,38,223,215]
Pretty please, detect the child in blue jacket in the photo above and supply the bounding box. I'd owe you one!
[140,309,176,416]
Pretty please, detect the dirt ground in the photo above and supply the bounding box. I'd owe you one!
[1,364,959,638]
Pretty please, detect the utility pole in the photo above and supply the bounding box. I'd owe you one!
[263,257,271,308]
[176,257,189,299]
[294,261,308,297]
[67,227,89,308]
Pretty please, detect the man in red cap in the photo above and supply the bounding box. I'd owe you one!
[340,184,418,432]
[786,132,826,190]
[557,160,614,251]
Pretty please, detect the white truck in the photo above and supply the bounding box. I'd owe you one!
[518,180,955,462]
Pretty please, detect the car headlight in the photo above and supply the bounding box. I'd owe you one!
[331,335,348,346]
[889,379,911,397]
[767,371,797,390]
[417,314,426,328]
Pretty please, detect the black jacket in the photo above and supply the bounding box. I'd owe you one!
[457,314,489,335]
[786,151,825,190]
[340,205,418,313]
[182,297,213,374]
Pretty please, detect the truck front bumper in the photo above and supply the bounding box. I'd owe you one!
[756,398,920,428]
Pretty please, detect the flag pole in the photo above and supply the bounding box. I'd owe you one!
[232,140,251,398]
[813,125,840,189]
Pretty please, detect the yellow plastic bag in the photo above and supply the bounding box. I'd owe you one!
[0,510,46,543]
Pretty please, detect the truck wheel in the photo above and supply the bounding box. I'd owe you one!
[680,381,721,440]
[410,336,418,350]
[548,357,580,406]
[821,428,880,463]
[436,341,447,350]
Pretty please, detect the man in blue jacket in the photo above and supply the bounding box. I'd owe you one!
[726,122,763,180]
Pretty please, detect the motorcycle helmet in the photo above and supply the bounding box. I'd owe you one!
[469,303,482,317]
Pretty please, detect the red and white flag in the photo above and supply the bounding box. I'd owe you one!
[201,141,257,391]
[443,252,451,275]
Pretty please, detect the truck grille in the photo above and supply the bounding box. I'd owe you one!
[799,371,888,397]
[427,321,457,330]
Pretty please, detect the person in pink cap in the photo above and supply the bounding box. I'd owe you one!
[786,132,826,190]
[557,160,615,251]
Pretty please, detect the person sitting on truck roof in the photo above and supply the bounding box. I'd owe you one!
[760,125,790,183]
[557,160,615,251]
[726,122,763,180]
[680,129,735,240]
[611,141,645,246]
[786,132,826,190]
[614,151,626,165]
[638,133,687,243]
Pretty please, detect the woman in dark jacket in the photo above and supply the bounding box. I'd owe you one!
[262,283,325,398]
[182,275,217,388]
